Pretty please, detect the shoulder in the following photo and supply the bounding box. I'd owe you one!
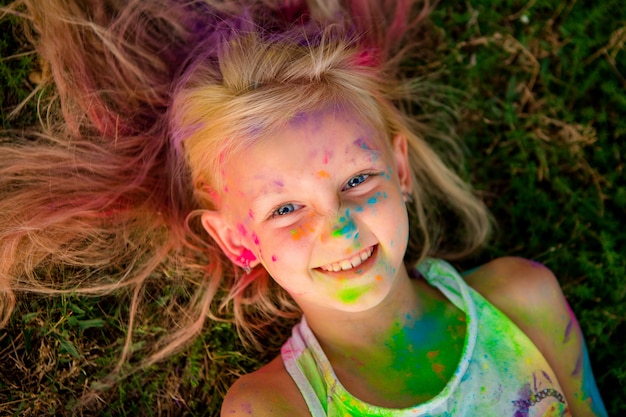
[464,256,608,416]
[463,256,569,355]
[463,256,564,318]
[220,355,309,417]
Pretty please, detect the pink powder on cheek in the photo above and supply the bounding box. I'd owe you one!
[252,232,260,246]
[236,223,247,237]
[248,209,255,220]
[271,255,278,262]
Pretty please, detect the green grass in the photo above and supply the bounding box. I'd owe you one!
[1,0,624,415]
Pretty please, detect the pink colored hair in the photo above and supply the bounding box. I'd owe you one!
[1,0,488,379]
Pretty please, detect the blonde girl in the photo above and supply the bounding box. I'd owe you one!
[0,0,606,415]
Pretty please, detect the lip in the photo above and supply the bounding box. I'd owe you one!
[315,245,378,277]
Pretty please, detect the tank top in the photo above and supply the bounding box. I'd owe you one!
[281,258,571,416]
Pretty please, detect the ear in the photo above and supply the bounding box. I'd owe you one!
[391,134,412,195]
[201,210,259,268]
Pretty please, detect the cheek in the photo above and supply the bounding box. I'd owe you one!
[252,228,312,271]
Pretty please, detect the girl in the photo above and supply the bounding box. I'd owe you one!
[0,0,607,415]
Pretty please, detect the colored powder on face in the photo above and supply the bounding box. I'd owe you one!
[236,223,247,237]
[248,209,255,219]
[290,222,316,241]
[323,150,332,164]
[367,192,387,206]
[332,209,356,238]
[274,180,284,187]
[353,137,379,161]
[271,255,277,262]
[252,233,260,245]
[291,229,302,240]
[332,221,356,238]
[354,137,371,150]
[316,170,330,179]
[290,111,308,127]
[375,275,382,281]
[337,285,370,304]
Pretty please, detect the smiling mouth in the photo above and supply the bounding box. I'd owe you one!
[318,246,376,272]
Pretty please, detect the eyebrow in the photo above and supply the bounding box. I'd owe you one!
[248,186,287,219]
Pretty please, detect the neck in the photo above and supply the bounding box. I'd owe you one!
[296,265,467,407]
[302,265,438,358]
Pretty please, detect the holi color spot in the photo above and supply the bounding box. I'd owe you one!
[338,285,370,304]
[274,180,284,187]
[332,222,356,238]
[366,192,386,206]
[248,209,255,219]
[236,223,247,237]
[578,340,608,414]
[241,402,252,414]
[432,363,446,378]
[271,255,277,262]
[332,209,356,238]
[563,319,573,343]
[354,137,371,149]
[238,248,257,264]
[323,150,332,164]
[291,229,302,240]
[290,222,316,241]
[316,170,330,179]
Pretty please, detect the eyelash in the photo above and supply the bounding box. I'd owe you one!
[267,171,380,220]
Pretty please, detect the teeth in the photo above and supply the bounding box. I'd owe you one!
[320,247,374,272]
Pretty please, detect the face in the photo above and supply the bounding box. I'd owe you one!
[202,107,412,314]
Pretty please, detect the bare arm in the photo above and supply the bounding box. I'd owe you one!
[221,356,309,417]
[465,257,608,417]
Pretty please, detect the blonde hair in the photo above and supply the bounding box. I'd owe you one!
[1,0,489,379]
[171,11,492,340]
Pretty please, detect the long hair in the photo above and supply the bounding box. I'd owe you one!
[0,0,489,372]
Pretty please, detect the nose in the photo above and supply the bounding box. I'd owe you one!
[319,206,359,244]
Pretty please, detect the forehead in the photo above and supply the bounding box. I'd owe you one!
[216,107,390,199]
[246,107,388,164]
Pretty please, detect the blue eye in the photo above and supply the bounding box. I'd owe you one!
[273,203,296,217]
[345,174,370,189]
